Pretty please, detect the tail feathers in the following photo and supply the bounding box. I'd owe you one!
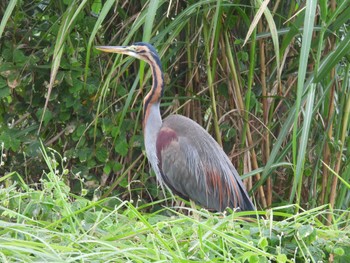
[237,184,256,211]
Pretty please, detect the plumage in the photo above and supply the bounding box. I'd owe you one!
[96,42,255,212]
[158,115,255,211]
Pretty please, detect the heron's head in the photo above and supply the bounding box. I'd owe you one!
[96,42,160,64]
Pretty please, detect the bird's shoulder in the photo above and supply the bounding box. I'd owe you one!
[163,114,200,127]
[157,114,218,164]
[162,114,211,139]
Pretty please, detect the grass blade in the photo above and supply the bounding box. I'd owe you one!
[84,0,117,84]
[291,0,317,206]
[0,0,17,39]
[315,30,350,82]
[38,0,89,133]
[294,84,316,205]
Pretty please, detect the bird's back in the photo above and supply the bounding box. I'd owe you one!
[156,114,255,211]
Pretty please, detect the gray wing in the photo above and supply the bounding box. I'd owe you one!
[159,136,209,205]
[157,116,255,211]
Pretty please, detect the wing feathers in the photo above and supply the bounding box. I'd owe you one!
[156,116,255,211]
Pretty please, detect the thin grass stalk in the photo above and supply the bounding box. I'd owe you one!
[242,25,257,193]
[224,32,266,207]
[102,150,143,199]
[337,164,350,209]
[329,69,350,213]
[296,84,316,207]
[194,42,203,125]
[209,0,223,137]
[84,0,117,85]
[125,103,143,196]
[326,2,348,223]
[321,50,336,210]
[335,63,350,209]
[308,82,333,208]
[322,120,334,206]
[311,10,327,206]
[185,23,194,119]
[127,203,180,261]
[258,18,271,207]
[95,59,136,140]
[203,20,222,146]
[138,0,161,86]
[256,104,295,192]
[38,0,89,133]
[322,162,350,197]
[39,142,79,234]
[321,69,336,209]
[256,0,281,88]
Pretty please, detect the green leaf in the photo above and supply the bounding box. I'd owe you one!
[71,77,84,96]
[334,247,345,256]
[59,110,71,121]
[248,254,259,263]
[0,132,20,151]
[258,237,268,251]
[36,108,53,126]
[0,83,10,99]
[276,254,287,263]
[115,137,129,157]
[319,0,327,22]
[143,0,160,42]
[91,0,102,14]
[13,49,27,64]
[96,147,108,162]
[113,162,123,172]
[78,147,90,162]
[103,163,111,174]
[75,125,86,137]
[297,224,314,239]
[0,77,7,89]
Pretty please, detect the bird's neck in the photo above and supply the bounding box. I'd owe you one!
[142,60,164,182]
[144,102,162,143]
[142,59,164,129]
[143,102,163,183]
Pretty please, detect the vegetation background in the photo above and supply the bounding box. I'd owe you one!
[0,0,349,262]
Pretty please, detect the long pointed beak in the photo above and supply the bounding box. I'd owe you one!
[95,46,129,54]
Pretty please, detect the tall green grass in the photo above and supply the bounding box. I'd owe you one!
[0,145,349,261]
[0,0,349,224]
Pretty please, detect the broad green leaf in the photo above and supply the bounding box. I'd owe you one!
[115,137,129,157]
[96,147,108,162]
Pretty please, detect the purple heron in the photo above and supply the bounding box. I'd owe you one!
[96,43,255,212]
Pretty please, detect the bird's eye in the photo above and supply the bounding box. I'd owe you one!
[129,46,138,52]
